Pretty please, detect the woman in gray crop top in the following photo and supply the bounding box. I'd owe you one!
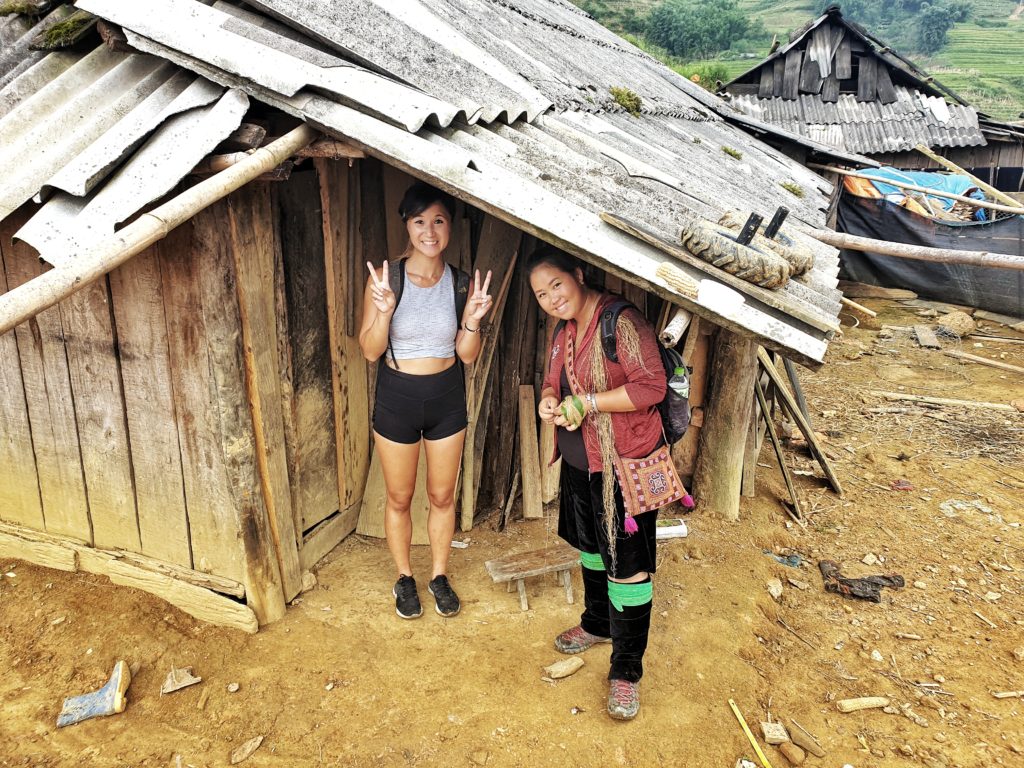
[358,182,494,621]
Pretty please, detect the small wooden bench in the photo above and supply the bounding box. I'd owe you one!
[484,543,580,611]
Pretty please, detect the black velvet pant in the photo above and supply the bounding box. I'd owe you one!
[560,462,655,682]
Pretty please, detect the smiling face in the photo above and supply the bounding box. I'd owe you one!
[405,202,451,259]
[529,263,588,322]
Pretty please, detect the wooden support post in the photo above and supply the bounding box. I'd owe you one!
[913,143,1022,208]
[518,385,543,520]
[758,349,843,495]
[692,330,758,521]
[740,381,766,498]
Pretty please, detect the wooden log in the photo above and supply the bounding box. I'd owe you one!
[913,325,941,349]
[107,245,191,567]
[811,227,1024,272]
[106,559,258,633]
[229,182,302,601]
[809,164,1024,216]
[0,528,77,572]
[945,349,1024,375]
[913,143,1022,208]
[659,307,692,347]
[0,125,318,336]
[193,199,285,625]
[758,349,843,495]
[115,552,244,598]
[0,214,45,530]
[317,159,370,519]
[837,696,890,713]
[518,385,543,520]
[870,390,1020,411]
[692,330,758,521]
[740,388,764,498]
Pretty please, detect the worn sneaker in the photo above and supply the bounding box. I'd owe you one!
[554,624,611,654]
[427,575,461,617]
[607,679,640,720]
[393,575,422,619]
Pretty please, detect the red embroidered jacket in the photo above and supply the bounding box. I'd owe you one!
[543,294,666,471]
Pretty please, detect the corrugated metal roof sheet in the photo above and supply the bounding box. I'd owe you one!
[727,87,985,154]
[7,0,846,364]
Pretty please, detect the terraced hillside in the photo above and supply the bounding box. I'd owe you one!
[576,0,1024,119]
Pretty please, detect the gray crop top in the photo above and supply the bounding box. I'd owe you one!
[389,265,458,360]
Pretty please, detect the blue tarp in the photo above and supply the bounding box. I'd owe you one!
[861,168,988,220]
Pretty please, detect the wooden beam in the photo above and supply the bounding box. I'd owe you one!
[945,349,1024,375]
[300,504,360,571]
[870,390,1020,411]
[692,330,758,520]
[758,349,843,495]
[755,380,805,526]
[228,183,303,601]
[0,124,318,336]
[841,295,878,318]
[518,385,543,520]
[810,228,1024,271]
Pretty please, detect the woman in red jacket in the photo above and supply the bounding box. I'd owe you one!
[529,246,672,721]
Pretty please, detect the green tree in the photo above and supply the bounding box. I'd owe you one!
[647,0,754,59]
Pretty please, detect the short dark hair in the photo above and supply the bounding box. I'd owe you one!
[525,244,583,279]
[398,181,456,221]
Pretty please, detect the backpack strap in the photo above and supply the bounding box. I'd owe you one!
[451,263,470,324]
[386,258,407,369]
[598,297,635,364]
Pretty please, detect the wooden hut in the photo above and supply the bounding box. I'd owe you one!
[720,5,1024,191]
[0,0,844,631]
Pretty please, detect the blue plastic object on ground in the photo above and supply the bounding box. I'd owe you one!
[56,660,131,727]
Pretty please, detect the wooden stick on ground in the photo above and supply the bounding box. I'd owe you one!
[870,391,1021,412]
[728,699,775,768]
[945,350,1024,375]
[758,349,843,495]
[841,295,878,318]
[912,143,1022,209]
[756,380,806,527]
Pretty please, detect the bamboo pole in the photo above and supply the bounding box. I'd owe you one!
[808,229,1024,272]
[0,124,319,336]
[809,163,1024,216]
[840,295,878,317]
[945,349,1024,375]
[912,144,1021,208]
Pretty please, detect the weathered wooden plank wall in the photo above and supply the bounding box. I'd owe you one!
[107,244,191,567]
[0,209,44,531]
[1,211,91,541]
[275,169,341,533]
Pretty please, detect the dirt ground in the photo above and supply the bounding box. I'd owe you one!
[2,297,1023,768]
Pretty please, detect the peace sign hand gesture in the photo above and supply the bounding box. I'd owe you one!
[465,269,493,325]
[367,260,397,315]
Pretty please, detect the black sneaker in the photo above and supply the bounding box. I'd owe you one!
[428,575,461,617]
[393,575,422,619]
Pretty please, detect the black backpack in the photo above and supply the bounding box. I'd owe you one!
[387,257,470,368]
[555,298,691,444]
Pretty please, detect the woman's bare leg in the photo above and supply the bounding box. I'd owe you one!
[375,431,423,576]
[423,429,466,578]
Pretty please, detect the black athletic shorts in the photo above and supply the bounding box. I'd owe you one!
[373,362,468,444]
[558,461,657,580]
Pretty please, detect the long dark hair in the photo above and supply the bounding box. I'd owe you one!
[398,181,456,221]
[525,244,585,281]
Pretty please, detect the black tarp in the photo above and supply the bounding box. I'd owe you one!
[837,194,1024,316]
